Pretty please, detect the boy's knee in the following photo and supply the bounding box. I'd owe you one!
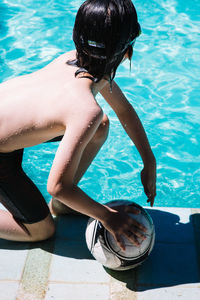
[38,219,55,241]
[25,214,55,242]
[94,114,109,143]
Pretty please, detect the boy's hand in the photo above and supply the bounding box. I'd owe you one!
[101,204,147,251]
[140,159,156,207]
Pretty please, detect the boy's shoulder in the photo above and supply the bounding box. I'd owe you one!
[52,50,76,64]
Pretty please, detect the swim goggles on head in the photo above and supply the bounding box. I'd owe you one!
[87,37,137,51]
[82,23,142,59]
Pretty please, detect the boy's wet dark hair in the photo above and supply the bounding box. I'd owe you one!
[67,0,141,84]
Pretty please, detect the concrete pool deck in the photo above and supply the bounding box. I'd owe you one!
[0,205,199,300]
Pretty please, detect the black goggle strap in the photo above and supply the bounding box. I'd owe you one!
[82,23,142,59]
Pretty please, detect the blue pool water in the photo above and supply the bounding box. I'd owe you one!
[0,0,200,208]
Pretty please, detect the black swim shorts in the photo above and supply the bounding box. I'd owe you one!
[0,149,50,224]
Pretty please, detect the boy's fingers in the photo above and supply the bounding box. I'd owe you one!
[130,227,147,240]
[148,199,154,207]
[124,206,147,232]
[114,234,125,251]
[124,232,140,247]
[131,218,147,232]
[147,196,154,207]
[147,190,156,206]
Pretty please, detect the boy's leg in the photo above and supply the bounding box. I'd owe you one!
[0,209,54,242]
[49,114,109,216]
[0,149,55,242]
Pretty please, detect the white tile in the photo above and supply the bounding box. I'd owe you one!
[138,284,200,300]
[49,255,109,283]
[0,281,19,300]
[0,249,28,280]
[45,283,109,300]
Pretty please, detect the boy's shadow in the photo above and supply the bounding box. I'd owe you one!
[0,209,199,291]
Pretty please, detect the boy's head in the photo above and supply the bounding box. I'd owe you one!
[69,0,141,84]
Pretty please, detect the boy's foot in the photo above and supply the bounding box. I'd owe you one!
[49,198,83,216]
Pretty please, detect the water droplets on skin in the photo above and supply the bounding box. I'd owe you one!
[87,121,93,128]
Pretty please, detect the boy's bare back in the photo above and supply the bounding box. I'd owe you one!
[0,50,101,152]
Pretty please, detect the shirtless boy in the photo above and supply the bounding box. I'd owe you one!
[0,0,156,250]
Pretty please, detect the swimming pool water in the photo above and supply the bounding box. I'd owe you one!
[0,0,200,208]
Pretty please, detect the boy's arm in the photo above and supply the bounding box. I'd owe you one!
[47,101,147,250]
[100,81,156,206]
